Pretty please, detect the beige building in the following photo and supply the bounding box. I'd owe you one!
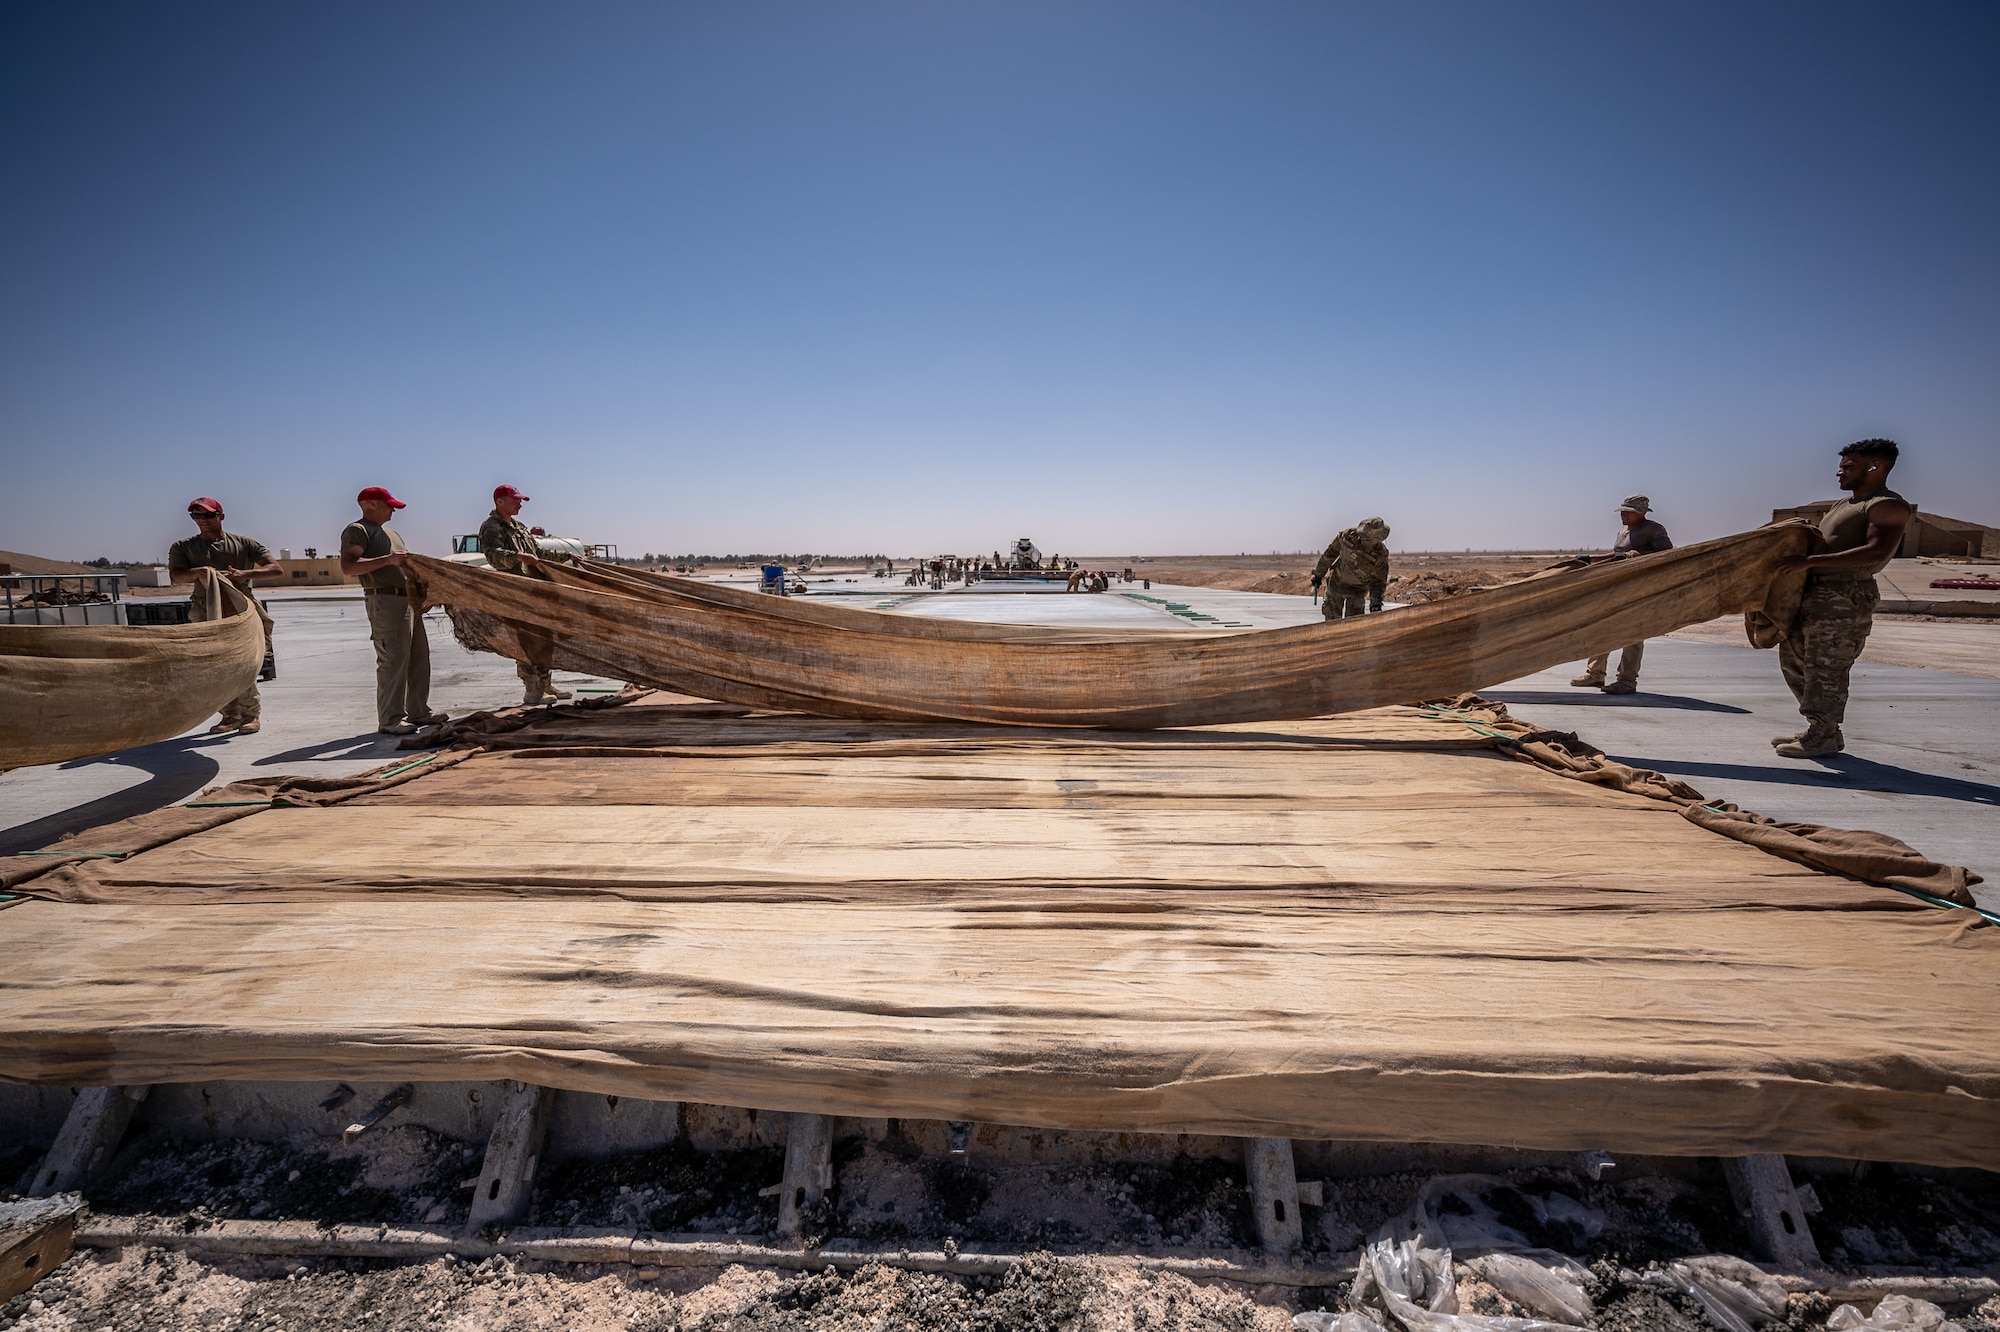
[274,556,355,587]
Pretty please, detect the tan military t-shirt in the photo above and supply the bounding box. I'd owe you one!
[1817,488,1906,580]
[340,520,408,591]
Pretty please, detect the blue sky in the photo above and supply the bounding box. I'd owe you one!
[2,2,1995,562]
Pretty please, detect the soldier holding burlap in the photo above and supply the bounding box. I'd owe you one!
[1770,439,1911,759]
[478,484,577,706]
[1570,495,1674,694]
[1312,517,1391,620]
[167,496,282,734]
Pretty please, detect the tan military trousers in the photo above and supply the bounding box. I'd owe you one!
[1582,642,1645,686]
[363,590,432,728]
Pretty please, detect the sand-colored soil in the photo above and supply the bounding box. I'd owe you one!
[1095,552,1565,603]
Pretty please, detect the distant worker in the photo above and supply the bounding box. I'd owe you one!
[167,497,282,734]
[478,484,577,706]
[1067,567,1086,593]
[1312,517,1391,619]
[1769,439,1911,759]
[1570,495,1674,694]
[339,486,442,736]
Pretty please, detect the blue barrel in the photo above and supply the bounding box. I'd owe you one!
[759,564,786,596]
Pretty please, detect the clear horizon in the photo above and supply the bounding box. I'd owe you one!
[3,2,1995,564]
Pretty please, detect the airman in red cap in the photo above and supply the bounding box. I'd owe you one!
[340,487,443,735]
[478,484,576,705]
[168,497,282,734]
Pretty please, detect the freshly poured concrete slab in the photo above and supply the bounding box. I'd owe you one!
[892,591,1205,630]
[8,581,1991,921]
[869,582,1331,631]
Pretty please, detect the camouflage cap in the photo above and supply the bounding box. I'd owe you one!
[1357,516,1390,539]
[1620,495,1652,513]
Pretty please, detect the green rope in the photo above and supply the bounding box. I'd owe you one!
[1882,881,2000,926]
[373,752,441,781]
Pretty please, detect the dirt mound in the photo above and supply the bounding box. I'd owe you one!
[1385,568,1504,603]
[1233,568,1507,601]
[0,549,100,576]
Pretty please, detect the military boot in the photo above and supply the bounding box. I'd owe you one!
[1569,673,1605,688]
[1774,724,1844,759]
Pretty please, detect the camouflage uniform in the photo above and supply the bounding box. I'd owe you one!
[1312,518,1390,620]
[1779,578,1879,731]
[1779,487,1905,742]
[478,508,575,703]
[167,530,276,726]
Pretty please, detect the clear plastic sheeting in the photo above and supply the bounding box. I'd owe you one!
[1826,1295,1966,1332]
[1349,1238,1583,1332]
[1339,1175,1596,1332]
[1459,1255,1592,1328]
[1662,1255,1789,1332]
[1293,1314,1392,1332]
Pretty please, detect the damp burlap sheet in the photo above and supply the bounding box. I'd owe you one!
[3,696,1993,1169]
[0,572,264,772]
[410,523,1819,728]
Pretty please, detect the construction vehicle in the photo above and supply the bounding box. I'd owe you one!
[449,533,609,569]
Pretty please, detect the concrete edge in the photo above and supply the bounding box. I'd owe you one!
[69,1216,2000,1303]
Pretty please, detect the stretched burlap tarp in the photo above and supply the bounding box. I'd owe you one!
[412,524,1816,728]
[0,571,265,772]
[3,694,1992,1168]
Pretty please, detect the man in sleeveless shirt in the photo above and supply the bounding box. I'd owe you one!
[339,486,445,736]
[477,483,577,706]
[167,496,283,733]
[1770,439,1911,759]
[1569,495,1674,694]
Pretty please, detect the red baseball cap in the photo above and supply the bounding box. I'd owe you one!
[188,496,224,515]
[357,486,406,509]
[493,484,530,502]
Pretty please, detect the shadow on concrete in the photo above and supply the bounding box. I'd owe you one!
[1611,754,2000,807]
[0,736,228,854]
[1483,689,1750,715]
[253,733,405,766]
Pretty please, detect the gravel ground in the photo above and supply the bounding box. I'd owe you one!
[6,1130,1998,1331]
